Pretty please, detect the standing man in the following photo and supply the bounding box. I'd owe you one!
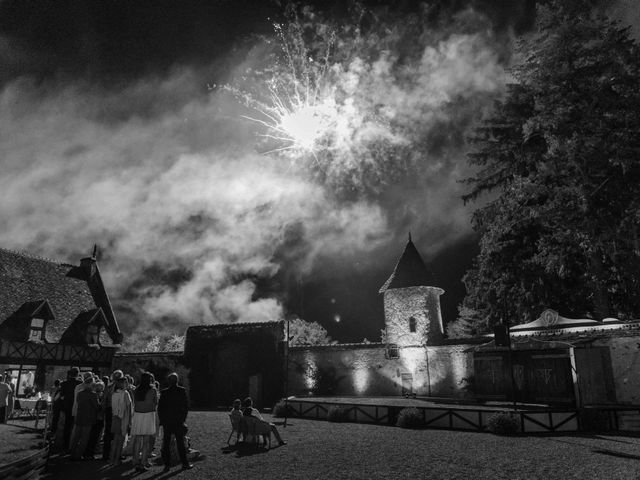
[69,375,99,460]
[157,373,193,472]
[0,374,12,423]
[60,367,82,450]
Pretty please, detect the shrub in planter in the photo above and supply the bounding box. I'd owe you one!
[486,412,521,434]
[396,407,425,429]
[272,399,295,418]
[326,405,350,422]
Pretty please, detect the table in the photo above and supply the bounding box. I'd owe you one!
[10,398,50,426]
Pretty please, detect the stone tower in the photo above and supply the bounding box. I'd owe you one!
[379,236,444,346]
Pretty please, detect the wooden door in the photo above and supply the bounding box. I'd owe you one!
[212,341,249,407]
[249,374,263,408]
[474,355,507,399]
[574,347,616,405]
[401,373,413,396]
[526,353,574,404]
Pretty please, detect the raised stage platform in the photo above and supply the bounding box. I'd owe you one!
[284,396,640,433]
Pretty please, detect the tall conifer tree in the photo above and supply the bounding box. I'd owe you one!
[456,4,640,334]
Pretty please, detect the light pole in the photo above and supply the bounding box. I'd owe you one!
[505,319,517,409]
[283,315,290,428]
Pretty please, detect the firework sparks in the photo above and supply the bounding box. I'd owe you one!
[227,18,351,158]
[241,89,340,155]
[225,6,505,195]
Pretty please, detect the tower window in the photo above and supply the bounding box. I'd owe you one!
[409,317,416,333]
[29,318,45,342]
[386,343,399,359]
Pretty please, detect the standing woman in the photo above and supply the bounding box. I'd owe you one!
[130,372,158,472]
[109,377,131,466]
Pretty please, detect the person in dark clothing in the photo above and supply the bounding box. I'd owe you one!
[157,373,193,472]
[0,374,12,424]
[50,379,63,434]
[60,367,82,450]
[69,376,99,460]
[83,381,105,459]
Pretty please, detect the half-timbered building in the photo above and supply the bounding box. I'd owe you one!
[0,248,122,397]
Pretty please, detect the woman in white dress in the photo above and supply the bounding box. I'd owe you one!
[109,377,132,466]
[130,372,158,472]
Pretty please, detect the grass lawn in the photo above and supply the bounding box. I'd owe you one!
[0,423,45,465]
[44,411,640,480]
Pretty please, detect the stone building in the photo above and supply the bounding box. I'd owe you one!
[183,322,284,409]
[288,237,479,399]
[0,248,122,396]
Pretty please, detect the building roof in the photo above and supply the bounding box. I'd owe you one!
[186,321,283,340]
[0,248,121,345]
[379,236,435,293]
[510,309,629,335]
[470,309,640,352]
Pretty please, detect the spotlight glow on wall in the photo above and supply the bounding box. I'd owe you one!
[353,368,369,394]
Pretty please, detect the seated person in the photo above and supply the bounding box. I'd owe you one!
[242,397,286,446]
[229,399,243,444]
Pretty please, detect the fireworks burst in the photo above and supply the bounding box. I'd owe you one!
[228,21,346,159]
[240,85,341,156]
[225,6,505,195]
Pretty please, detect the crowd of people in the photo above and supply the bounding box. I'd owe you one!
[4,366,288,473]
[50,367,194,473]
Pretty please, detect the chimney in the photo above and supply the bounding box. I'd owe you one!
[80,244,98,279]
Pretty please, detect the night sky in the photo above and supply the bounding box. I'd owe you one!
[1,0,635,344]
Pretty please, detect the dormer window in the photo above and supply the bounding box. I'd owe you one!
[409,317,416,333]
[86,324,99,345]
[29,318,45,342]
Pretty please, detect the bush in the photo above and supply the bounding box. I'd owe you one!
[272,399,295,418]
[326,405,350,422]
[486,412,520,435]
[396,407,425,429]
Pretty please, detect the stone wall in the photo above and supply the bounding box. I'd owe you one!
[288,341,476,398]
[427,344,475,397]
[592,335,640,404]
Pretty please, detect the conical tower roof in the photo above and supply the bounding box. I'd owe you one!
[379,236,434,293]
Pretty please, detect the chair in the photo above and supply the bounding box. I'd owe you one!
[227,413,242,445]
[241,415,272,449]
[7,399,21,420]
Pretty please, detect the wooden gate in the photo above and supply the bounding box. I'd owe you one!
[474,349,575,405]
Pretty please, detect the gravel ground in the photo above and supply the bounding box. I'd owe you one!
[0,424,45,464]
[43,411,640,480]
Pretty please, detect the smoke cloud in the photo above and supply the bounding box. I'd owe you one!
[0,5,510,342]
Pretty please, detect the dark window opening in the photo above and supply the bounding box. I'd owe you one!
[386,343,399,359]
[409,317,416,333]
[29,318,45,342]
[86,324,99,345]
